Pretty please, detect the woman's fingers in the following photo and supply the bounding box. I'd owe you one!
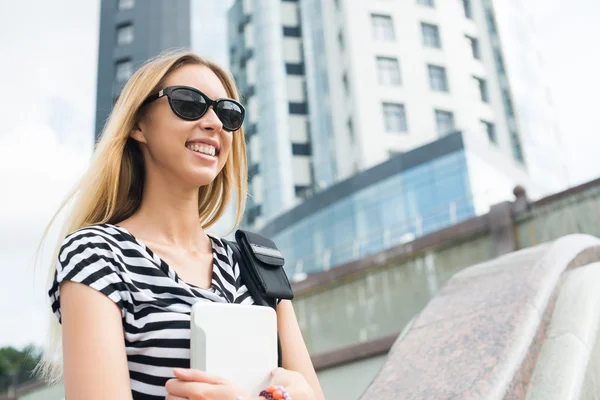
[165,378,210,397]
[165,394,188,400]
[172,368,227,384]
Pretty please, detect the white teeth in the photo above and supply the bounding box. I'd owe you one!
[186,143,216,156]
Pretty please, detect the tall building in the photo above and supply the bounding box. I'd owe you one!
[489,0,567,193]
[229,0,315,228]
[301,0,543,184]
[94,0,191,142]
[229,0,552,235]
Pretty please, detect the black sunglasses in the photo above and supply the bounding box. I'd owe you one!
[141,85,245,131]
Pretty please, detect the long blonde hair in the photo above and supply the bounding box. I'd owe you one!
[37,50,248,381]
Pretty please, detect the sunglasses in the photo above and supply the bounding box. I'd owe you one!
[141,85,245,131]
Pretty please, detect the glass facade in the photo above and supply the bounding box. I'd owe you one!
[272,150,475,277]
[301,0,337,188]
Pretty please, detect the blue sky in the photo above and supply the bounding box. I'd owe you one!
[0,0,599,348]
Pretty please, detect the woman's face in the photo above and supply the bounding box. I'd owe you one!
[132,64,234,189]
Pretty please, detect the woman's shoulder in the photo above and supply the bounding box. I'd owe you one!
[59,224,129,261]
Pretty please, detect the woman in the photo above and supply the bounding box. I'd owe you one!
[39,50,325,400]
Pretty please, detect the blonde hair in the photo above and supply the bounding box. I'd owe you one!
[37,50,248,381]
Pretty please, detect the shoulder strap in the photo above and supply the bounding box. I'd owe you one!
[224,238,283,367]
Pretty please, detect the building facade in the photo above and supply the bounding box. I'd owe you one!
[229,0,315,229]
[259,131,537,278]
[302,0,533,182]
[229,0,558,234]
[94,0,191,142]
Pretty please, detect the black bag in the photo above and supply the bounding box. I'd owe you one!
[223,229,294,368]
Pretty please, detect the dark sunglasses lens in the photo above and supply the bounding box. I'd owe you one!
[170,88,207,119]
[217,101,244,130]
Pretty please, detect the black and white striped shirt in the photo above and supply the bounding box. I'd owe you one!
[49,223,255,399]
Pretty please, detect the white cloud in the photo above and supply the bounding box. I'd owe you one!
[0,123,91,348]
[0,0,98,347]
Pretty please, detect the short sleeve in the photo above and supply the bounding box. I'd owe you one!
[48,228,128,323]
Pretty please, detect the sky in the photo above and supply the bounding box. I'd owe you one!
[0,0,599,349]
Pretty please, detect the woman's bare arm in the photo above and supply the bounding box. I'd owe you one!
[277,300,326,400]
[60,281,132,400]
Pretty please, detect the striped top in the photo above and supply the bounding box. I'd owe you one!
[48,223,255,399]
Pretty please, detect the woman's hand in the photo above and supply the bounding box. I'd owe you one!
[165,368,247,400]
[268,368,316,400]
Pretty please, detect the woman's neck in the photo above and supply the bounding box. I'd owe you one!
[124,173,208,253]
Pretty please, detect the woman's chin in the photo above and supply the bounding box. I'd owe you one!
[185,170,219,188]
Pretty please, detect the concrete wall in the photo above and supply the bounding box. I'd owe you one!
[294,177,600,398]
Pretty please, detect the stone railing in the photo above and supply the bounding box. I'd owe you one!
[360,234,600,399]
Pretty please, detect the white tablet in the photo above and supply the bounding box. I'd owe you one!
[190,301,278,395]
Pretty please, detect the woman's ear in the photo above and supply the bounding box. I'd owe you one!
[130,120,147,144]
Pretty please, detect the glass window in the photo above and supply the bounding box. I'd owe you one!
[463,0,473,19]
[481,120,496,143]
[465,35,480,59]
[474,76,489,102]
[435,110,455,136]
[119,0,134,10]
[348,117,355,143]
[417,0,435,7]
[342,72,349,94]
[371,14,395,41]
[428,65,449,92]
[116,24,134,46]
[421,23,441,48]
[510,131,525,162]
[383,103,408,132]
[338,30,344,51]
[115,59,133,82]
[376,57,401,85]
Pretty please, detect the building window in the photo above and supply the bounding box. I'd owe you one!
[510,131,525,163]
[292,143,312,155]
[283,26,301,37]
[417,0,435,7]
[428,65,449,92]
[342,72,349,94]
[295,185,312,199]
[249,163,260,180]
[371,14,395,41]
[465,35,480,59]
[463,0,473,19]
[285,62,305,75]
[116,24,134,46]
[246,204,262,225]
[435,110,455,136]
[474,76,489,102]
[348,117,355,143]
[115,59,133,82]
[338,31,345,51]
[421,23,441,48]
[481,120,496,143]
[383,103,408,132]
[376,57,401,85]
[289,102,308,115]
[118,0,134,10]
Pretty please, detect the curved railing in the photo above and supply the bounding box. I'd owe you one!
[360,234,600,399]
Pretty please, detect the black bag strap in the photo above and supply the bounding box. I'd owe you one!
[224,238,283,368]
